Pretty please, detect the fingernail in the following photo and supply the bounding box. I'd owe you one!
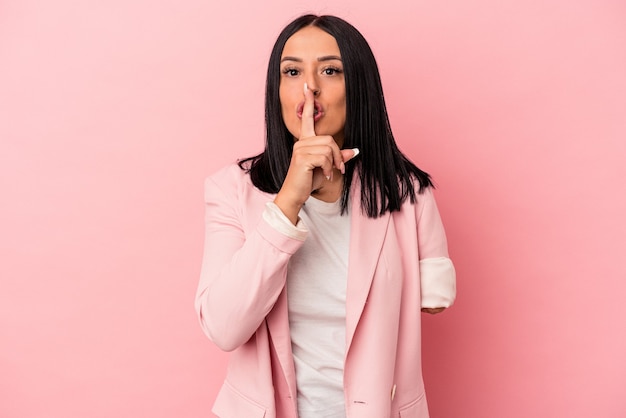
[325,175,331,181]
[340,161,345,174]
[304,82,308,94]
[351,148,360,157]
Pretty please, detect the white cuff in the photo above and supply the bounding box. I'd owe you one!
[262,202,308,241]
[420,257,456,308]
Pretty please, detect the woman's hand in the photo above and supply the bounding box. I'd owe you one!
[274,83,358,224]
[421,307,446,314]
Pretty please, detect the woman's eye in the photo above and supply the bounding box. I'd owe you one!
[283,68,299,76]
[323,67,342,75]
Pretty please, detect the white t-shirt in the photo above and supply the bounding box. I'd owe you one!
[264,197,350,418]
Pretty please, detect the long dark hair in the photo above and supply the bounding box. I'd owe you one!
[239,14,433,218]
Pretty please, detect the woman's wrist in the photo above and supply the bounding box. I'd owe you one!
[273,192,305,225]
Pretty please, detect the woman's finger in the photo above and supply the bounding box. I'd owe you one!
[339,148,360,173]
[300,82,316,139]
[292,145,336,180]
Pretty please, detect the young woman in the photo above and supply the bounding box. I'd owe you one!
[196,14,456,418]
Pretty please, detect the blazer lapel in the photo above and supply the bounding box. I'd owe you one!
[345,191,391,356]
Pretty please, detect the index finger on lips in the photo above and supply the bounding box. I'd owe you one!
[300,83,316,139]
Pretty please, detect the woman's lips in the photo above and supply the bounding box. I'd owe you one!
[296,100,324,122]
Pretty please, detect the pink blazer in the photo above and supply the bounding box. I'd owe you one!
[196,164,456,418]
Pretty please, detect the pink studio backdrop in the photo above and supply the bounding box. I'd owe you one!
[1,0,625,417]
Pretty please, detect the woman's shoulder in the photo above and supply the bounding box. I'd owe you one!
[204,162,270,202]
[206,162,248,185]
[392,177,436,219]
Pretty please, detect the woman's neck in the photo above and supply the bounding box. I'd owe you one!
[311,168,343,203]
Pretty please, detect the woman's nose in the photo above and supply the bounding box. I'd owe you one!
[306,76,320,96]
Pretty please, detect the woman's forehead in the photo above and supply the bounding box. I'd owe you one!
[281,26,341,59]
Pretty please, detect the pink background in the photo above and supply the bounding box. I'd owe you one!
[1,0,625,417]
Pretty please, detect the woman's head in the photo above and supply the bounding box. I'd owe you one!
[278,25,347,146]
[265,14,390,153]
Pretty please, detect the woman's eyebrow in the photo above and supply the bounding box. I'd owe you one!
[317,55,342,62]
[280,55,342,63]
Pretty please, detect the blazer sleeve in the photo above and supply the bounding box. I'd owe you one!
[416,187,457,309]
[195,175,305,351]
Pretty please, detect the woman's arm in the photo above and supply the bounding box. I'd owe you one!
[195,176,305,351]
[416,187,457,313]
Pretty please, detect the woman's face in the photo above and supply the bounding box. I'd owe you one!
[279,26,346,146]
